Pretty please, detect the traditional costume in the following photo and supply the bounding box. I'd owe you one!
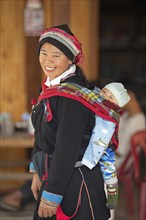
[29,24,119,220]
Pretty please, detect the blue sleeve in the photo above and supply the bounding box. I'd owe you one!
[29,162,36,173]
[99,147,117,184]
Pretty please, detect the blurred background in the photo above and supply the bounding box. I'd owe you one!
[0,0,146,219]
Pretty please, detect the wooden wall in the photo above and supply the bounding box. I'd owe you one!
[70,0,99,81]
[0,0,100,121]
[0,0,100,191]
[0,1,26,191]
[0,0,27,122]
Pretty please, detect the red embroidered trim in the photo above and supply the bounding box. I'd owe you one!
[31,98,37,105]
[46,102,53,122]
[38,88,119,148]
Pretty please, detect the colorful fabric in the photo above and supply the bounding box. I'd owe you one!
[41,191,63,206]
[82,116,116,169]
[106,183,119,209]
[38,82,120,148]
[99,148,117,184]
[39,25,85,66]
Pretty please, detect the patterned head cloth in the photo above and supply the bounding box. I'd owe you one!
[38,24,85,66]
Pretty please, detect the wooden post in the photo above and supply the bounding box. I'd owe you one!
[0,0,27,121]
[70,0,100,82]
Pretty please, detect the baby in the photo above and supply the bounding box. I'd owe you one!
[82,82,130,209]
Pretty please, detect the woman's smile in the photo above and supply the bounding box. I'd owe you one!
[44,66,56,72]
[39,43,72,80]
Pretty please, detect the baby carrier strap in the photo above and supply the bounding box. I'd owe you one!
[38,82,120,148]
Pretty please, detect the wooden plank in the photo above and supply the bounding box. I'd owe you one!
[0,0,27,121]
[0,137,34,148]
[43,0,53,28]
[70,0,100,82]
[0,132,34,148]
[0,173,32,180]
[89,0,100,82]
[52,0,70,26]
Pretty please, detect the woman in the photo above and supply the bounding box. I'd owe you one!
[111,79,146,220]
[30,24,110,220]
[116,88,146,169]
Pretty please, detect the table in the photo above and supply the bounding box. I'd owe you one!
[0,133,34,182]
[0,132,34,148]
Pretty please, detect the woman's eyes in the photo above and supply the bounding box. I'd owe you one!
[40,53,60,58]
[53,55,60,58]
[41,52,47,55]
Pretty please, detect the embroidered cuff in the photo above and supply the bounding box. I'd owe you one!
[29,162,36,173]
[41,198,59,207]
[41,190,63,205]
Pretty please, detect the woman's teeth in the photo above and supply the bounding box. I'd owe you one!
[45,67,55,71]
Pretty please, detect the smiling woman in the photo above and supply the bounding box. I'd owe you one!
[39,43,72,80]
[29,24,110,220]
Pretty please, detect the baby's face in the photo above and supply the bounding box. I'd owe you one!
[99,88,118,105]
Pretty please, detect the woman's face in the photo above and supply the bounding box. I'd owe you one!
[39,42,72,80]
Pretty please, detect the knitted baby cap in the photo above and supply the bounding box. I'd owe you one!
[38,24,84,65]
[104,82,130,107]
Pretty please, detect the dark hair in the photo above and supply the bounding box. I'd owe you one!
[117,76,146,114]
[76,65,95,89]
[117,77,144,105]
[116,77,139,95]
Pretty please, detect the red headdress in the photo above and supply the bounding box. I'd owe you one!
[38,24,85,67]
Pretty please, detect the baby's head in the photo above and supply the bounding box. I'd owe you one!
[100,82,130,107]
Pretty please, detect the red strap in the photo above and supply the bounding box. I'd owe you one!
[38,88,119,148]
[46,102,53,122]
[39,90,117,124]
[56,206,71,220]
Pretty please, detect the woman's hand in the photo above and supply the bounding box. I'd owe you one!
[31,173,42,200]
[38,201,58,218]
